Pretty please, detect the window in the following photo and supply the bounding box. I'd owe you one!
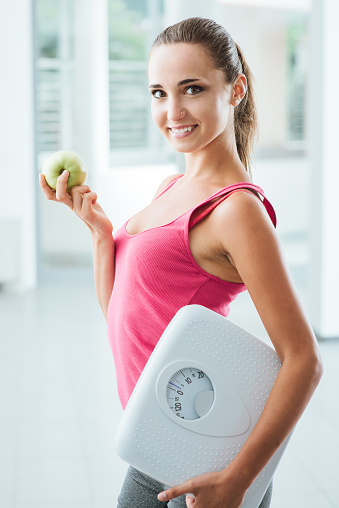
[108,0,167,165]
[35,0,167,166]
[286,14,307,147]
[35,0,74,155]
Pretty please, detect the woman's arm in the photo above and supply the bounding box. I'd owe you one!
[219,192,323,480]
[91,231,115,320]
[39,170,115,319]
[158,191,323,507]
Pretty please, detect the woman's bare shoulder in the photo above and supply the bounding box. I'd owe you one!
[215,188,272,227]
[152,173,184,200]
[211,189,276,257]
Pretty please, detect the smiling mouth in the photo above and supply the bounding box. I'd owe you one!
[169,125,198,135]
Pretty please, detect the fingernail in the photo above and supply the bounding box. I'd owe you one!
[158,492,167,501]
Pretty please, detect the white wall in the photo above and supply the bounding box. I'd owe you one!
[0,0,37,289]
[308,0,339,338]
[164,0,217,24]
[216,5,288,150]
[254,157,310,279]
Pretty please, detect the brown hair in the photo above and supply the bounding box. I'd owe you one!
[151,17,259,174]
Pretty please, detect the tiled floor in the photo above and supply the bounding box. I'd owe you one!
[0,266,338,508]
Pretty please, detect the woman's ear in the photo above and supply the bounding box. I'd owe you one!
[232,74,247,106]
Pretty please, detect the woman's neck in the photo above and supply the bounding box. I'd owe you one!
[183,136,251,186]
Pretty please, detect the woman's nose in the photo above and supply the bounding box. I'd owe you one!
[167,100,185,122]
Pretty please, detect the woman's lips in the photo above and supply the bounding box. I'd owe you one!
[168,125,198,138]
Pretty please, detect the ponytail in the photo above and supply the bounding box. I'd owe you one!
[234,43,259,175]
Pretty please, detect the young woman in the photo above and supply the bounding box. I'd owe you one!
[40,17,323,508]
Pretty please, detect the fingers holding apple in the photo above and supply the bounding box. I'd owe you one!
[39,150,113,236]
[39,173,56,200]
[40,149,88,208]
[42,150,87,193]
[55,169,74,206]
[39,170,73,209]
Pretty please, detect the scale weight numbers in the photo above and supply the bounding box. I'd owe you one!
[166,367,214,420]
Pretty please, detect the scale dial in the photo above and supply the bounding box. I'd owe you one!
[166,368,214,420]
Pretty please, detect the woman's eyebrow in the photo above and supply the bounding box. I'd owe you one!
[148,78,201,89]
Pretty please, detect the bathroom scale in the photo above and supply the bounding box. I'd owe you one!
[115,305,292,508]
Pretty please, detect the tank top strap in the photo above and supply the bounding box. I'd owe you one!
[154,174,184,201]
[189,183,277,230]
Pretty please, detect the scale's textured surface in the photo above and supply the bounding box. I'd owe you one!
[182,318,281,416]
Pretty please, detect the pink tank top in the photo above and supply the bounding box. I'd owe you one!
[107,177,277,408]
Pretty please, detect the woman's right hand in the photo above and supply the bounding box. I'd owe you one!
[39,170,113,237]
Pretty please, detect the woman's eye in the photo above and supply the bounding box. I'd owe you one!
[151,89,166,99]
[185,86,203,95]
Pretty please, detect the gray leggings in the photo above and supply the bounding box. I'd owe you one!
[117,466,273,508]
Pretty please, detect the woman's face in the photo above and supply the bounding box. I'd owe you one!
[148,43,236,154]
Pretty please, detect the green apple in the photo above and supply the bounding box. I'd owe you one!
[42,150,87,192]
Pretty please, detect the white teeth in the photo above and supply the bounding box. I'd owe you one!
[171,126,195,134]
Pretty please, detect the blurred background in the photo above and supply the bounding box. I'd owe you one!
[1,0,338,507]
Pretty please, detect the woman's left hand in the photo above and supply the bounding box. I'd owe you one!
[157,470,246,508]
